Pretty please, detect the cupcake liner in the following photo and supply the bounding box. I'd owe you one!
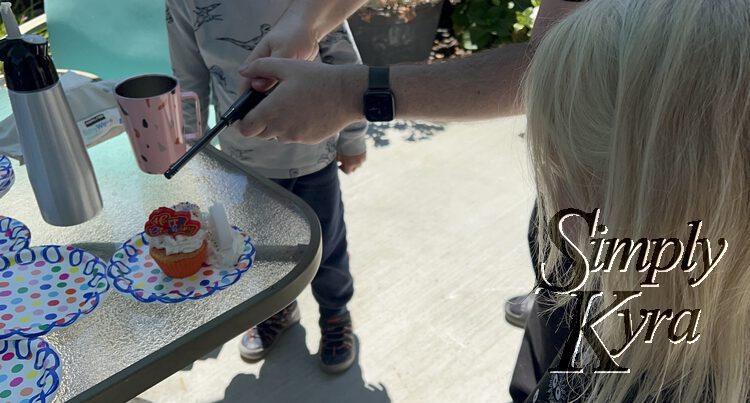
[150,242,207,279]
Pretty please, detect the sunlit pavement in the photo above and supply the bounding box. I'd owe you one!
[136,116,536,403]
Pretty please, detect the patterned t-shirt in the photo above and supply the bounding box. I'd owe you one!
[166,0,367,179]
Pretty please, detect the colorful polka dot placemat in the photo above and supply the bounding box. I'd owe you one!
[0,216,30,255]
[107,228,256,303]
[0,338,60,403]
[0,246,110,340]
[0,156,13,199]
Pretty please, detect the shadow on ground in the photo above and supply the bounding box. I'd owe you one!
[181,345,223,372]
[367,121,445,148]
[214,325,390,403]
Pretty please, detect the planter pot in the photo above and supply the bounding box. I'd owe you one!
[348,1,444,66]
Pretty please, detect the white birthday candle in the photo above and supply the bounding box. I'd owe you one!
[209,203,233,251]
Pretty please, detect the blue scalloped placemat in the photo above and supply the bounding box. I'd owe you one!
[0,156,13,199]
[0,338,60,403]
[0,216,31,255]
[107,227,256,303]
[0,246,110,340]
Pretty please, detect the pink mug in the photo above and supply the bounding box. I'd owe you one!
[114,74,202,174]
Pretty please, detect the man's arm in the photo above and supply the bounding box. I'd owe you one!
[237,45,526,144]
[283,0,369,45]
[387,44,529,120]
[382,0,584,120]
[242,0,368,66]
[238,0,584,143]
[319,24,368,174]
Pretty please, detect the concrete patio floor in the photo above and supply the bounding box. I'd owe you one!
[135,116,537,403]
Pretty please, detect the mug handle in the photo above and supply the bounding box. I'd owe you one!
[181,91,203,142]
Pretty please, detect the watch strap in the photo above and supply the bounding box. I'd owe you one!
[368,66,390,90]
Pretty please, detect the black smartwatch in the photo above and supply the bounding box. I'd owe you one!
[363,66,395,122]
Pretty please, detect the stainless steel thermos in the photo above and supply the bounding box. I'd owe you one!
[0,3,102,226]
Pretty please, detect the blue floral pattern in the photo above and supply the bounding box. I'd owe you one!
[107,227,255,303]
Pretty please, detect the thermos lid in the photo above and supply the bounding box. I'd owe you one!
[0,2,59,92]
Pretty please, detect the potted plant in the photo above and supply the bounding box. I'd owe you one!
[347,0,447,66]
[451,0,539,52]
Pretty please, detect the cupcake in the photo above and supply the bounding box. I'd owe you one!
[144,203,207,278]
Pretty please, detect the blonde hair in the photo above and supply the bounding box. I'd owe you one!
[525,0,750,402]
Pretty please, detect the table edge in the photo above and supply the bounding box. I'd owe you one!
[66,146,323,403]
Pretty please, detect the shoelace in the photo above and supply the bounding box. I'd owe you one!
[321,321,353,354]
[250,307,294,346]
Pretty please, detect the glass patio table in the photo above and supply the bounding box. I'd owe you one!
[0,133,322,402]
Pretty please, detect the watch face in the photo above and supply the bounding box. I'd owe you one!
[364,91,395,122]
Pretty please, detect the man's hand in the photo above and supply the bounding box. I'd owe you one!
[238,58,367,144]
[337,152,366,174]
[238,0,369,91]
[248,24,319,62]
[240,23,319,91]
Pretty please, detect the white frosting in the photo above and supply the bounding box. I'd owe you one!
[147,231,206,254]
[205,228,245,267]
[145,202,245,265]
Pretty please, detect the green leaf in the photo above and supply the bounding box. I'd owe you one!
[452,11,470,31]
[461,31,478,50]
[488,6,504,18]
[467,5,487,22]
[452,0,539,51]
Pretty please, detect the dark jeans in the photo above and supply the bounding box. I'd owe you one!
[509,204,573,403]
[272,162,353,320]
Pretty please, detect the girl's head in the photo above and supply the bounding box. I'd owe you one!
[526,0,750,401]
